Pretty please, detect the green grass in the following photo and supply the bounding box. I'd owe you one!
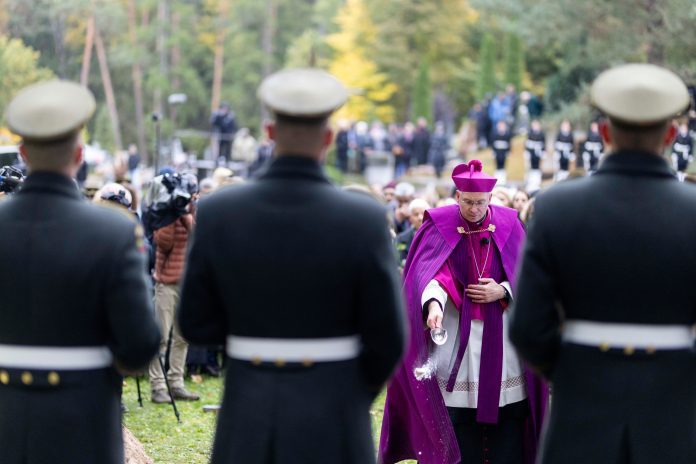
[123,377,415,463]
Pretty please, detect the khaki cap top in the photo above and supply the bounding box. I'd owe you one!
[5,80,96,141]
[258,68,348,118]
[591,64,689,125]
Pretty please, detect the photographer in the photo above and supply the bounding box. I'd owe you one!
[146,172,200,403]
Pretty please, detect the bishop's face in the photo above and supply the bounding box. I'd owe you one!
[456,191,492,223]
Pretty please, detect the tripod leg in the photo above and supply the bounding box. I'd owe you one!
[136,376,143,408]
[159,355,181,423]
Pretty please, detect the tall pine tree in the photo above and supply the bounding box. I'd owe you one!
[412,60,432,122]
[476,32,496,99]
[503,33,523,91]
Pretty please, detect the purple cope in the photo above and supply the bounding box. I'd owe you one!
[379,204,549,464]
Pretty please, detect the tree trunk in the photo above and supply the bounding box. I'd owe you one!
[170,8,181,123]
[260,0,277,121]
[95,26,123,150]
[154,0,168,116]
[210,0,230,112]
[49,12,67,78]
[644,0,665,64]
[80,16,95,86]
[127,0,148,164]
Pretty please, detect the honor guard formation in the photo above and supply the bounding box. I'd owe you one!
[0,63,693,464]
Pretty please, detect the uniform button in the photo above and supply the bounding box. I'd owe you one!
[250,357,262,366]
[0,370,8,385]
[599,342,610,352]
[623,345,635,356]
[21,371,33,385]
[301,359,314,368]
[645,346,657,355]
[274,359,286,368]
[47,371,60,386]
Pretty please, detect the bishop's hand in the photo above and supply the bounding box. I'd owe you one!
[465,278,506,304]
[426,301,443,329]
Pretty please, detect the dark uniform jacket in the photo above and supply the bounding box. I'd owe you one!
[511,151,696,464]
[671,132,693,172]
[554,131,574,171]
[179,155,405,464]
[580,130,604,171]
[524,129,546,170]
[491,126,512,169]
[0,172,160,464]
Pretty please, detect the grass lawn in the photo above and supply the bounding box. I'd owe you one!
[123,377,415,463]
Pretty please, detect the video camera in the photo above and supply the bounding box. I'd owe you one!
[155,172,196,216]
[0,166,25,194]
[141,171,198,238]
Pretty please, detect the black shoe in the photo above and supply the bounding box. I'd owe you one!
[204,365,221,377]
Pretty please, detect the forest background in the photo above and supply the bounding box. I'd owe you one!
[1,0,695,164]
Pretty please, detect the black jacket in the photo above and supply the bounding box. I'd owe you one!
[0,172,160,464]
[179,155,405,463]
[511,151,696,464]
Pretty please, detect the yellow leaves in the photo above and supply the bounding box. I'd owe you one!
[327,0,396,122]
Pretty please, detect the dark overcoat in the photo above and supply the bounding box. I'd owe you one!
[511,151,696,464]
[0,172,160,464]
[178,155,406,464]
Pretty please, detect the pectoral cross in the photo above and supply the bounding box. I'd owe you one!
[457,224,496,235]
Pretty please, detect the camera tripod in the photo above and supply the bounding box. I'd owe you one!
[134,323,181,423]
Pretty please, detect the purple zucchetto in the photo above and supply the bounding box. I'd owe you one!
[451,160,497,192]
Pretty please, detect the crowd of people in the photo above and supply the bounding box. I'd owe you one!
[0,63,695,464]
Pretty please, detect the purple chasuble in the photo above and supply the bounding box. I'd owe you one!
[379,204,549,464]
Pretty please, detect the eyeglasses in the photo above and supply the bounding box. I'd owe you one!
[459,199,488,208]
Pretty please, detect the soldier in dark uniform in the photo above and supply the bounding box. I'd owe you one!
[580,121,605,173]
[671,120,693,181]
[491,120,512,183]
[511,63,696,464]
[524,119,546,190]
[554,119,575,181]
[178,68,406,464]
[0,81,160,463]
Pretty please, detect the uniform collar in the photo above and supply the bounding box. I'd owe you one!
[18,171,84,200]
[259,154,330,184]
[596,150,675,179]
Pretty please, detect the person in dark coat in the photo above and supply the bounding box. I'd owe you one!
[210,102,237,164]
[491,120,512,183]
[429,121,449,178]
[178,68,406,464]
[0,81,160,464]
[413,117,431,166]
[395,198,429,266]
[394,123,415,179]
[554,119,575,181]
[580,121,605,172]
[335,120,351,174]
[511,63,696,464]
[524,120,546,190]
[671,121,693,181]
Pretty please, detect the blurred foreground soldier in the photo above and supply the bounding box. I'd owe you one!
[0,81,160,463]
[380,160,548,464]
[511,63,696,464]
[671,121,693,182]
[524,120,546,191]
[178,68,405,464]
